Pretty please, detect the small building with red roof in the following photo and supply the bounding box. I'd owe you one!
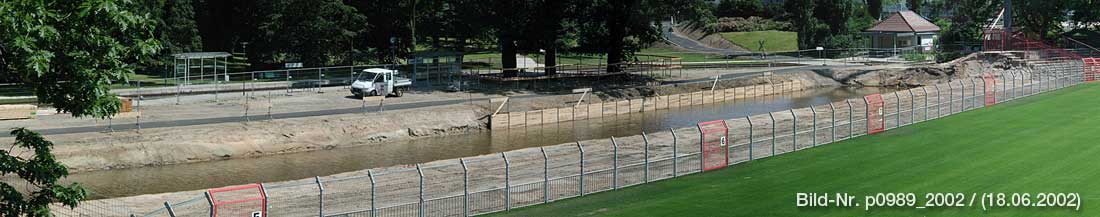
[864,10,941,54]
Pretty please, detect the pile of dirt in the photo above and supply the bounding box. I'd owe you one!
[821,53,1020,87]
[594,71,839,101]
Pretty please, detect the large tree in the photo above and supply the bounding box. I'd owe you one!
[867,0,883,19]
[906,0,922,15]
[0,0,160,215]
[1013,0,1069,40]
[348,0,419,64]
[938,0,1000,46]
[572,0,713,72]
[1068,0,1100,31]
[162,0,203,54]
[715,0,763,18]
[258,0,367,66]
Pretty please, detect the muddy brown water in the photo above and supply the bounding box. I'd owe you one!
[59,86,898,199]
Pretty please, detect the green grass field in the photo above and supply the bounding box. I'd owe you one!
[720,31,799,52]
[491,83,1100,216]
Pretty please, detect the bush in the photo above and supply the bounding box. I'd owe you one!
[903,53,934,61]
[717,16,792,32]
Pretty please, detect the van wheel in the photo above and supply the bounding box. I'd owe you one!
[394,88,403,97]
[369,90,378,96]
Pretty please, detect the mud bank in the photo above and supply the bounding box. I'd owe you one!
[7,104,488,173]
[818,54,1017,87]
[504,71,841,112]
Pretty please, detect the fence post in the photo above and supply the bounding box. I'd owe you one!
[576,142,585,196]
[698,123,705,172]
[214,65,219,103]
[205,191,214,217]
[746,116,754,161]
[846,100,853,138]
[970,79,979,108]
[172,74,179,104]
[315,176,324,217]
[934,85,941,118]
[769,112,776,156]
[908,89,915,124]
[417,164,424,217]
[1001,73,1007,102]
[922,87,929,121]
[1009,71,1016,100]
[136,81,142,131]
[165,201,177,217]
[829,103,835,143]
[368,170,376,217]
[863,97,871,134]
[540,147,549,203]
[893,91,901,128]
[789,109,797,150]
[950,80,959,112]
[502,153,511,210]
[460,159,468,216]
[671,128,678,177]
[642,132,650,183]
[611,137,619,190]
[810,106,817,146]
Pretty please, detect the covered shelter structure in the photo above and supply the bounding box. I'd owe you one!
[864,11,941,56]
[173,52,232,85]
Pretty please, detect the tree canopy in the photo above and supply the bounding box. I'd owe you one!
[0,0,160,215]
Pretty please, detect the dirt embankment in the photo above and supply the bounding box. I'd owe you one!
[502,71,840,112]
[816,54,1018,87]
[6,104,488,173]
[597,71,839,100]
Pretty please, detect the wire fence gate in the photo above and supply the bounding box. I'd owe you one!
[51,58,1090,217]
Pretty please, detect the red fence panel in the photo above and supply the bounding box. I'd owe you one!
[208,184,267,217]
[698,120,729,171]
[1085,58,1099,83]
[983,74,997,106]
[865,94,885,134]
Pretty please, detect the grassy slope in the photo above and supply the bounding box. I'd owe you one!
[720,31,799,52]
[491,83,1100,217]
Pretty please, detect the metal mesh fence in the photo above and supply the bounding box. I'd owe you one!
[63,59,1091,217]
[319,174,374,217]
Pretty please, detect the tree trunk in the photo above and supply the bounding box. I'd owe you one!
[605,0,632,73]
[544,0,561,76]
[501,35,518,77]
[545,48,557,76]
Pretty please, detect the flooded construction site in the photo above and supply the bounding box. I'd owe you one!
[60,84,898,199]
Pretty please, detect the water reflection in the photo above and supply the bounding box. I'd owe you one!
[58,86,897,199]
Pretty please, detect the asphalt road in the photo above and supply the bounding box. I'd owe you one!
[663,30,744,55]
[18,96,508,136]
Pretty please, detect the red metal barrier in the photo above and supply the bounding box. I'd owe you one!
[208,184,267,217]
[698,120,729,171]
[1085,58,1099,82]
[865,94,885,134]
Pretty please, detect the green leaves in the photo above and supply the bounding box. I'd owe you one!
[0,0,157,215]
[1,128,87,216]
[2,0,159,119]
